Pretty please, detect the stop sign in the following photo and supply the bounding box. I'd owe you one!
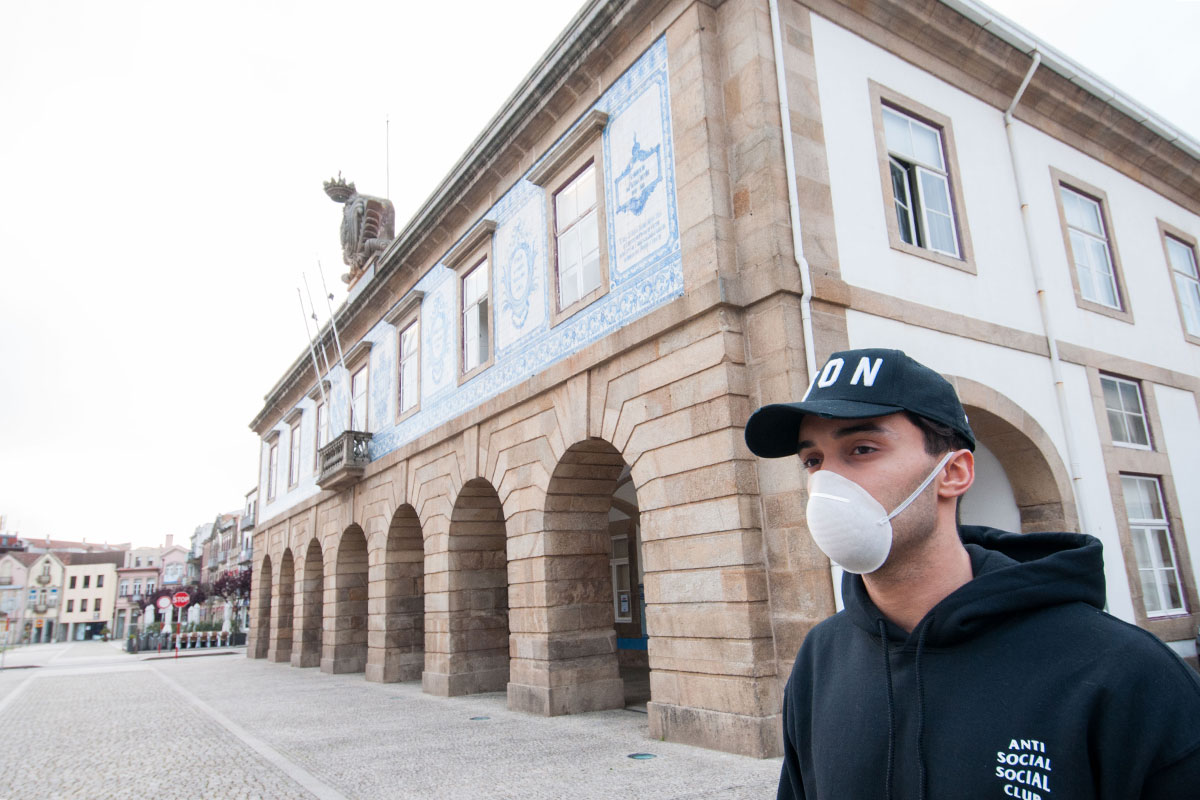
[171,591,190,608]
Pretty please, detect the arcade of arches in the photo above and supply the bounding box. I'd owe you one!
[249,357,1073,758]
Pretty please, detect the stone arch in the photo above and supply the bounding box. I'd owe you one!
[424,478,509,697]
[292,538,325,668]
[251,553,272,659]
[326,524,369,674]
[269,549,295,663]
[508,439,632,717]
[951,377,1078,533]
[367,504,424,682]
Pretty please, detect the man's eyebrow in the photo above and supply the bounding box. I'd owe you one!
[797,422,890,452]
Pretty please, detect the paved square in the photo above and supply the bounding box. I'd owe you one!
[0,642,780,799]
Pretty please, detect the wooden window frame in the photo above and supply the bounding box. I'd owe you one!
[1050,168,1133,323]
[265,432,280,502]
[1098,374,1153,450]
[384,292,424,423]
[869,81,975,274]
[1157,220,1200,346]
[306,381,331,473]
[445,221,496,384]
[344,340,373,432]
[530,109,611,326]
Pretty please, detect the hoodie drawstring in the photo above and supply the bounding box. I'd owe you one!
[879,616,933,800]
[878,619,895,800]
[915,617,931,800]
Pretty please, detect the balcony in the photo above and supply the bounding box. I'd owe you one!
[36,574,51,585]
[317,430,372,491]
[0,576,12,585]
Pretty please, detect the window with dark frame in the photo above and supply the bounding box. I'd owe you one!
[882,105,960,258]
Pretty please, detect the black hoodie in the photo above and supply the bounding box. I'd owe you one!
[778,526,1200,799]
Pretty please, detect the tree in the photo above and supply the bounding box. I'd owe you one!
[211,569,251,603]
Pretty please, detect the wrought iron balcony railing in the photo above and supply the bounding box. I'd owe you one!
[317,430,372,491]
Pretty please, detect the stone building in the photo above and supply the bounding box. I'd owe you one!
[248,0,1200,757]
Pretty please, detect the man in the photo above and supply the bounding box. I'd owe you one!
[744,348,1200,800]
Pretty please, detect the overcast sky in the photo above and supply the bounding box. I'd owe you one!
[1,0,1197,550]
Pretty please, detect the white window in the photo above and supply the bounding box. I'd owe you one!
[554,163,602,310]
[1100,375,1150,448]
[882,106,959,257]
[267,443,279,501]
[288,422,302,487]
[399,319,420,414]
[146,580,155,594]
[462,260,490,373]
[1121,476,1185,617]
[133,579,142,596]
[350,365,369,431]
[314,402,329,467]
[1165,235,1200,336]
[610,534,632,623]
[119,580,129,597]
[1060,186,1120,309]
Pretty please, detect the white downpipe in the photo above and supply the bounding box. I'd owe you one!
[1003,52,1090,534]
[768,0,818,382]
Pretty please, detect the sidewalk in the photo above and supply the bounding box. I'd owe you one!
[0,641,781,799]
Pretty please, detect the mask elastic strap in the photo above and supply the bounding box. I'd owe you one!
[882,451,959,524]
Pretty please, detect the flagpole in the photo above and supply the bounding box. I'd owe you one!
[302,272,333,376]
[317,260,355,432]
[296,288,329,411]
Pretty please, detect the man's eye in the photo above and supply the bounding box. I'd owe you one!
[799,456,821,469]
[850,445,877,456]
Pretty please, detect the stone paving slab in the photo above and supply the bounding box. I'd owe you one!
[0,642,781,799]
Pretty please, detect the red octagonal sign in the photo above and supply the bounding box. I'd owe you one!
[171,591,190,608]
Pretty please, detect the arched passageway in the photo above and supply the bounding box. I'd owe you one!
[424,478,509,696]
[269,549,295,663]
[293,538,325,668]
[956,395,1075,533]
[367,505,424,682]
[252,554,272,659]
[327,525,369,674]
[508,439,642,717]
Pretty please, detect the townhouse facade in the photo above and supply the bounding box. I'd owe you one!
[247,0,1200,757]
[59,553,123,640]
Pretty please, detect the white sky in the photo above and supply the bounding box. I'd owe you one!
[1,0,1197,549]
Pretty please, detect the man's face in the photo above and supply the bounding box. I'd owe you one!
[796,413,943,554]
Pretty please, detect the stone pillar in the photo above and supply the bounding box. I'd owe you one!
[423,481,508,697]
[324,529,369,675]
[366,513,424,683]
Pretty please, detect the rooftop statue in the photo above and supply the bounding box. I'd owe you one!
[323,173,396,285]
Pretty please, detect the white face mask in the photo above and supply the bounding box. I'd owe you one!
[805,451,958,574]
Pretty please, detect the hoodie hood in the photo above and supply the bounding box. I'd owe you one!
[844,526,1107,646]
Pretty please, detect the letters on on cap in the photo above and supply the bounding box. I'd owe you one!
[803,356,884,399]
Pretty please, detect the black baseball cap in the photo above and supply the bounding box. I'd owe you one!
[744,348,975,457]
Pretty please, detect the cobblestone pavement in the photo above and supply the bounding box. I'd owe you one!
[0,641,780,799]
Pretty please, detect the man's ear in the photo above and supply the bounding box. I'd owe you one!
[938,449,974,499]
